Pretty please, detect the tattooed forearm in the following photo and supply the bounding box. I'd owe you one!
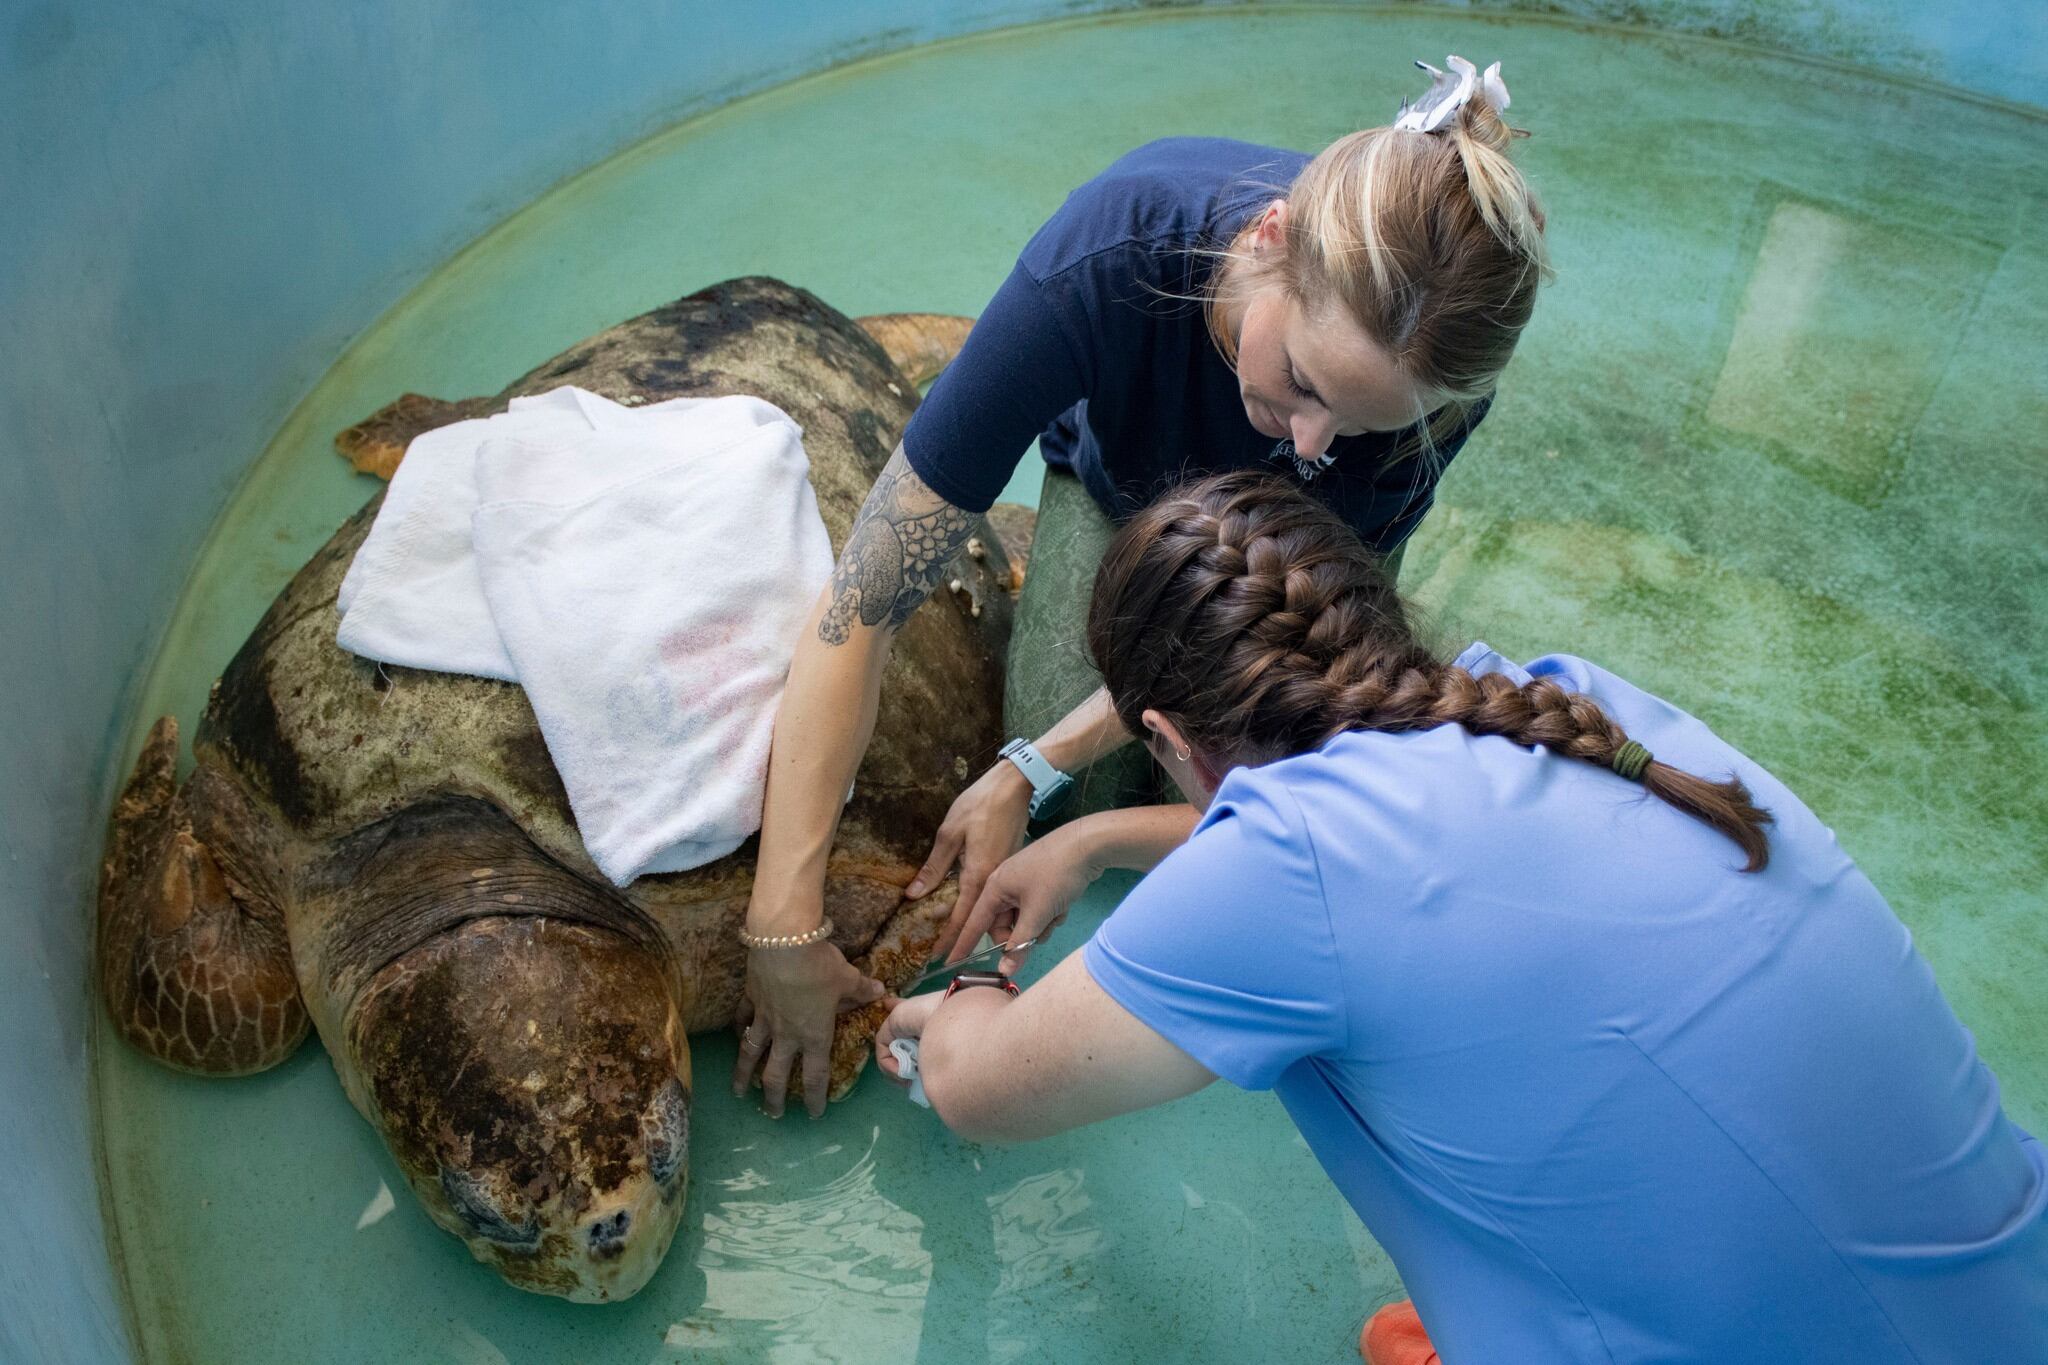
[819,449,979,645]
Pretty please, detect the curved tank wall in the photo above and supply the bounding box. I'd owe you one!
[1,3,2040,1360]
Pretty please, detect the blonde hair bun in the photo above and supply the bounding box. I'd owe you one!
[1450,90,1519,157]
[1198,56,1551,459]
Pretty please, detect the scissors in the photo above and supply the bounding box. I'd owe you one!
[900,937,1040,994]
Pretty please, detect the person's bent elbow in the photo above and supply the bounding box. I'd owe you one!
[918,1006,1034,1144]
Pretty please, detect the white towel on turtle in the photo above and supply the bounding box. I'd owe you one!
[336,387,613,681]
[471,394,831,886]
[336,386,833,886]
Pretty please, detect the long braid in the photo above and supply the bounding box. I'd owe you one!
[1089,472,1773,871]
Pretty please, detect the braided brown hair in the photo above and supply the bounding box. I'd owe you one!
[1086,472,1772,871]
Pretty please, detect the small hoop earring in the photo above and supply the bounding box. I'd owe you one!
[1174,745,1191,763]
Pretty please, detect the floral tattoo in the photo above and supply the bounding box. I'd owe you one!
[819,451,977,645]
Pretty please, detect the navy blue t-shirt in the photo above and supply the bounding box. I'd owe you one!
[901,137,1485,550]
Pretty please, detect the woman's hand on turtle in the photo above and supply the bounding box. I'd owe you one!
[951,824,1104,976]
[911,758,1035,963]
[731,938,884,1119]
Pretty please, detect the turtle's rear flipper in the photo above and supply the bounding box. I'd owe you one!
[855,313,975,390]
[334,392,497,481]
[984,502,1038,594]
[335,315,976,482]
[97,717,308,1075]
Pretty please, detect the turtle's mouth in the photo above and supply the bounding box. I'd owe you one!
[346,914,691,1301]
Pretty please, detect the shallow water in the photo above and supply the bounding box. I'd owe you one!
[97,8,2046,1363]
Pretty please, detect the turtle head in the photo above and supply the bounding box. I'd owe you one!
[346,915,691,1302]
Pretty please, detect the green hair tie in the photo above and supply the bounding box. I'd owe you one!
[1612,739,1653,782]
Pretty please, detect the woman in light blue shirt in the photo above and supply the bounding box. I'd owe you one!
[876,472,2048,1363]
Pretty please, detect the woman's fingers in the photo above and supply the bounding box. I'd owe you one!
[731,1015,772,1097]
[760,1038,798,1118]
[947,873,1011,965]
[936,866,991,963]
[920,768,1033,959]
[801,1048,833,1119]
[933,899,974,964]
[996,897,1070,975]
[989,887,1032,947]
[998,941,1034,976]
[735,939,855,1104]
[746,1022,856,1118]
[874,1002,903,1084]
[906,821,964,902]
[944,859,1001,962]
[837,972,887,1011]
[997,916,1038,974]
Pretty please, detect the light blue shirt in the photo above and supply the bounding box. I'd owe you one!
[1085,645,2048,1363]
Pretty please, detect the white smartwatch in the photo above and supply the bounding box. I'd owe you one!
[1000,738,1073,818]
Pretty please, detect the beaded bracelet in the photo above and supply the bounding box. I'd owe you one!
[739,919,834,950]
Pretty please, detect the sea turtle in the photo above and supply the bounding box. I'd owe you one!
[96,278,1022,1302]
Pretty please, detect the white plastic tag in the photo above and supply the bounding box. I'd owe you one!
[888,1037,931,1108]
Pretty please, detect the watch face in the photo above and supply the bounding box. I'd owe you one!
[1028,771,1071,815]
[945,970,1018,998]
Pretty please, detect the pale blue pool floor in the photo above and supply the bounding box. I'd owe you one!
[97,9,2046,1362]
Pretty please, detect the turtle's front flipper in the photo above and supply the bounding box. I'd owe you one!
[97,717,308,1075]
[790,881,958,1106]
[855,313,975,389]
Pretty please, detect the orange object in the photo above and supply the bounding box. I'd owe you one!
[1360,1300,1441,1365]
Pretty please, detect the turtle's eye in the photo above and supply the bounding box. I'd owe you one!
[439,1167,541,1252]
[645,1077,690,1191]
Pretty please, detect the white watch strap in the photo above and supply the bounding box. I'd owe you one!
[1001,738,1071,816]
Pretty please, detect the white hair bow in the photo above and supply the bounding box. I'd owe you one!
[1393,55,1511,133]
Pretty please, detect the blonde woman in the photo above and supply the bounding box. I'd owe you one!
[735,57,1550,1117]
